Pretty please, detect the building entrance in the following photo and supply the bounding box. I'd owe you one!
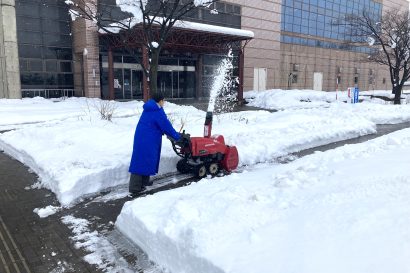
[157,63,195,99]
[122,69,143,99]
[102,55,196,100]
[158,70,178,98]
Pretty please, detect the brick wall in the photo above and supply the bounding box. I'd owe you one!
[71,0,101,98]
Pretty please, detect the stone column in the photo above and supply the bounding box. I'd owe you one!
[0,0,21,99]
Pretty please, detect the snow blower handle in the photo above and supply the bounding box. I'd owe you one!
[169,130,191,158]
[204,111,213,138]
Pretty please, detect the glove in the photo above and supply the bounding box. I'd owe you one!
[175,132,190,146]
[167,133,184,143]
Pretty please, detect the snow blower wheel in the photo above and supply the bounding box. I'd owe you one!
[176,159,190,174]
[196,165,207,178]
[208,163,219,176]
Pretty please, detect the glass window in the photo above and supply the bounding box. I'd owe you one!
[17,17,41,31]
[233,5,241,15]
[30,60,43,71]
[16,2,39,16]
[318,0,326,8]
[59,62,72,73]
[19,45,42,58]
[20,60,28,72]
[18,31,42,44]
[294,1,302,9]
[46,60,57,72]
[58,74,74,86]
[16,0,74,91]
[21,73,44,86]
[45,74,58,85]
[294,9,302,18]
[41,20,70,34]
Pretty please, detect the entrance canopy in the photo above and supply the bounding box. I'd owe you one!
[101,19,253,52]
[100,20,254,101]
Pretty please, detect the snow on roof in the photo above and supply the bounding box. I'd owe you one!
[100,17,254,39]
[174,20,254,38]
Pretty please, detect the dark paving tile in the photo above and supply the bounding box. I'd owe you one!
[0,152,101,273]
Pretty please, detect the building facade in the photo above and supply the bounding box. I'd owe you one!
[277,0,407,92]
[0,0,408,99]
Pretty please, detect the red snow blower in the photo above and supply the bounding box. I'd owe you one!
[170,111,239,178]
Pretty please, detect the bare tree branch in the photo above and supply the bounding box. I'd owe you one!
[66,0,219,98]
[344,8,410,104]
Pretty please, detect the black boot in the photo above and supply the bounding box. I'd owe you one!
[129,174,145,195]
[142,175,153,187]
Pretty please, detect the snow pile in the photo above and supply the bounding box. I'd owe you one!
[0,97,141,130]
[244,89,410,110]
[116,128,410,273]
[33,205,61,218]
[62,215,134,272]
[244,89,336,110]
[0,101,200,206]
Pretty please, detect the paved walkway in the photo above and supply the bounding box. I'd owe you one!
[0,153,98,273]
[1,102,410,272]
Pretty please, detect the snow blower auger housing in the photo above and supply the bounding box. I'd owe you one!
[170,112,239,178]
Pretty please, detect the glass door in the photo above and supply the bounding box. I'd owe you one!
[131,70,143,99]
[158,71,179,98]
[123,69,132,99]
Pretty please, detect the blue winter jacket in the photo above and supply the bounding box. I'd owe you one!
[129,99,181,175]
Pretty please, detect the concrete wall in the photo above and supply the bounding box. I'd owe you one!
[0,0,21,99]
[280,43,390,91]
[227,0,282,92]
[382,0,408,10]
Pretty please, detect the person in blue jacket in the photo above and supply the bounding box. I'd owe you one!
[129,92,181,195]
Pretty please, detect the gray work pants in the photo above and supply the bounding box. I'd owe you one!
[129,174,152,193]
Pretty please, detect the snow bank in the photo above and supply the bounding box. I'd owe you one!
[116,128,410,273]
[244,89,410,111]
[0,116,182,206]
[0,97,141,130]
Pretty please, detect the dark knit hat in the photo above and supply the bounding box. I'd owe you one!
[151,92,165,102]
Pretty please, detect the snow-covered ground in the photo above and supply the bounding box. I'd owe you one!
[1,89,410,272]
[117,128,410,273]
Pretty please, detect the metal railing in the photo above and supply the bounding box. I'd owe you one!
[21,89,75,98]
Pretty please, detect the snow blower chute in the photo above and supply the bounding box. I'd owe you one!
[170,111,239,178]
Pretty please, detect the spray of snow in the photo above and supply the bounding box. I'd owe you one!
[207,49,235,113]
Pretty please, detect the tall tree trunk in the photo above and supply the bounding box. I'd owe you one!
[393,85,402,105]
[149,50,160,95]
